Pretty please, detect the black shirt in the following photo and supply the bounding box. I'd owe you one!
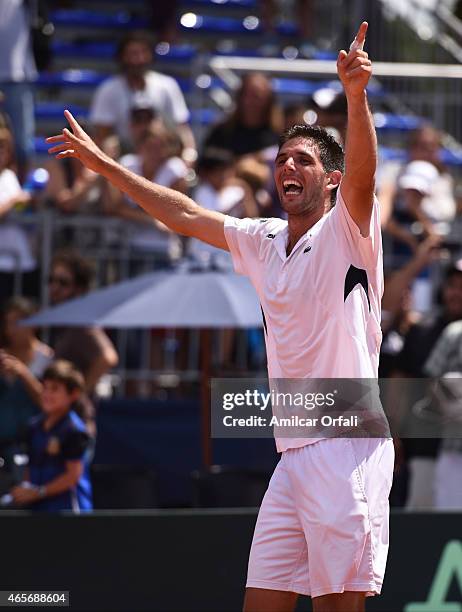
[204,121,279,157]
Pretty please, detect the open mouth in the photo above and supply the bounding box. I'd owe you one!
[283,179,303,196]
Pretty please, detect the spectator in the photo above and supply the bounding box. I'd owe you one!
[0,296,52,475]
[0,0,37,181]
[188,147,259,369]
[103,117,190,270]
[382,126,457,261]
[423,287,462,509]
[392,260,462,509]
[0,296,53,397]
[259,0,315,42]
[44,147,103,216]
[9,360,92,512]
[235,155,274,216]
[380,236,441,506]
[0,117,38,300]
[382,126,458,312]
[128,102,156,149]
[89,31,195,159]
[204,73,282,158]
[380,235,441,377]
[188,147,258,263]
[44,131,119,252]
[48,250,119,435]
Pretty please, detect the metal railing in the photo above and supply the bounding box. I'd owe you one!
[201,53,462,150]
[8,211,264,394]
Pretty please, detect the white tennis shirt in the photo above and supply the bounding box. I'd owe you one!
[224,186,383,452]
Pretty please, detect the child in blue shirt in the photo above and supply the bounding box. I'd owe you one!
[10,360,92,512]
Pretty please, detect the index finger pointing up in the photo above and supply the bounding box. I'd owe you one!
[349,21,368,51]
[64,109,85,137]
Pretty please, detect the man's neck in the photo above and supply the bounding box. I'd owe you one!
[44,409,69,431]
[286,207,324,256]
[125,73,146,91]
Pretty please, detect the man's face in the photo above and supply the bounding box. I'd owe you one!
[442,273,462,320]
[121,42,152,77]
[274,138,329,216]
[48,264,78,306]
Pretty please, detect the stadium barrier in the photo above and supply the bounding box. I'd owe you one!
[1,510,461,611]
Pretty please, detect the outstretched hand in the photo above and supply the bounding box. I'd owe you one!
[337,21,372,97]
[46,110,107,173]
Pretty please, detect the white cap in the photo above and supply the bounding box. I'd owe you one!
[398,160,439,195]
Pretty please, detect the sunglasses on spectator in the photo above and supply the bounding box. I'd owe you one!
[131,109,155,123]
[48,275,73,288]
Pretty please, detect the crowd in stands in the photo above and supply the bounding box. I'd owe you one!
[1,0,462,512]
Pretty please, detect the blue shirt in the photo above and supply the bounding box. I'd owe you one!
[27,410,92,512]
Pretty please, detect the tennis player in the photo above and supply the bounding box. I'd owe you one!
[47,21,393,612]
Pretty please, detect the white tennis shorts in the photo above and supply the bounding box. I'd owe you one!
[247,437,394,599]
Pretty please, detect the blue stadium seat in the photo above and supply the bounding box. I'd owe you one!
[38,68,189,95]
[34,137,49,155]
[52,41,117,59]
[440,148,462,166]
[36,70,107,88]
[180,13,261,34]
[183,0,257,7]
[379,146,462,167]
[271,78,318,96]
[52,41,198,63]
[35,103,89,121]
[189,108,221,125]
[154,44,198,62]
[176,77,192,93]
[378,146,407,163]
[374,113,423,131]
[276,22,299,36]
[312,50,337,60]
[50,10,149,29]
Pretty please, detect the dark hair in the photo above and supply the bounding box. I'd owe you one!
[116,31,154,63]
[197,147,235,173]
[0,296,38,347]
[434,260,462,306]
[279,124,344,206]
[233,72,283,133]
[444,261,462,283]
[138,118,183,158]
[42,360,85,394]
[51,250,95,292]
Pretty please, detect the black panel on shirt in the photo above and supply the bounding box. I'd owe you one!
[344,265,370,311]
[260,306,268,336]
[61,430,90,461]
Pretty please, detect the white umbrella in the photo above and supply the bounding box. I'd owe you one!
[24,269,262,328]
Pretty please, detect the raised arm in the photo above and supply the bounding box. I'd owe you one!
[47,111,228,251]
[337,22,377,237]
